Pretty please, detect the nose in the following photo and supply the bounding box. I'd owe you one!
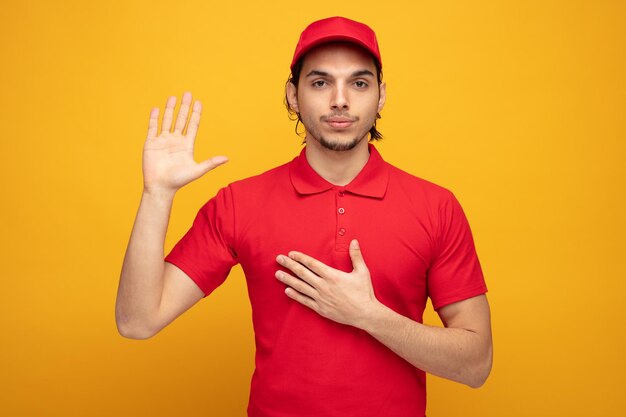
[330,84,349,110]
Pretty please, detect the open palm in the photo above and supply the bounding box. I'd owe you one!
[142,92,227,194]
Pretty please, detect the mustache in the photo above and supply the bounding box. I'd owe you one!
[320,113,359,122]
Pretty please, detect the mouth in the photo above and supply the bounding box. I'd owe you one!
[323,116,356,130]
[326,121,353,129]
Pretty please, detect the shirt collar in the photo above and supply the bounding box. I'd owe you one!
[289,143,389,198]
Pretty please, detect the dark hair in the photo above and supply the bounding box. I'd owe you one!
[284,55,384,140]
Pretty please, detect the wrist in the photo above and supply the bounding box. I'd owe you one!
[354,300,388,332]
[142,186,177,201]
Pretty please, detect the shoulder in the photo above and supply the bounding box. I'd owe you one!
[231,159,291,187]
[384,161,456,206]
[195,160,295,231]
[217,159,294,204]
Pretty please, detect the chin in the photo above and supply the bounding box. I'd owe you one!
[315,132,369,152]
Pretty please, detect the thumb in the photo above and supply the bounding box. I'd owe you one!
[349,239,367,272]
[196,155,229,176]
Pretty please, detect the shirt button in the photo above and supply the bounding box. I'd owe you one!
[338,228,346,236]
[338,191,345,197]
[338,207,345,214]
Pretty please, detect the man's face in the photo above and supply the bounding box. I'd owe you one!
[287,42,386,151]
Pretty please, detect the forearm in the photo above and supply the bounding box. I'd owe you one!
[115,189,175,338]
[359,303,492,388]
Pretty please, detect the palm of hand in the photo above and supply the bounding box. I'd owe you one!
[141,93,227,193]
[143,131,197,191]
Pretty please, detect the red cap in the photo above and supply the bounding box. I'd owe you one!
[290,16,382,70]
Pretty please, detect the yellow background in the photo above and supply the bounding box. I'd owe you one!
[1,0,624,415]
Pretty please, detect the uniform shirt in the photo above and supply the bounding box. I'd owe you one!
[165,144,487,417]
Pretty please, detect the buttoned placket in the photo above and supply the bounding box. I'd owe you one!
[335,187,351,251]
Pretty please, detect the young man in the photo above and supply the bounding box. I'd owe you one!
[116,16,492,417]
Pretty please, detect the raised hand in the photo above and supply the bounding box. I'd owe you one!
[142,92,228,195]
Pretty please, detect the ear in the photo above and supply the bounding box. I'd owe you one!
[286,82,300,113]
[377,82,386,113]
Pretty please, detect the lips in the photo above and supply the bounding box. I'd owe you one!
[323,116,356,129]
[327,121,353,129]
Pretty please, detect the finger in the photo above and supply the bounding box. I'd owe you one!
[173,91,192,134]
[287,251,333,279]
[146,107,159,140]
[277,254,322,287]
[185,100,202,141]
[275,270,318,299]
[284,287,319,313]
[161,96,177,133]
[349,239,368,272]
[195,156,229,177]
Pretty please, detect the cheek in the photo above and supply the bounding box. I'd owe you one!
[296,103,318,129]
[297,94,324,118]
[361,96,381,121]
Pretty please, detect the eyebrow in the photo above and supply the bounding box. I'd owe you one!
[305,69,375,78]
[351,70,375,78]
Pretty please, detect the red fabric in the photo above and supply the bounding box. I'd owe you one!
[165,144,487,417]
[290,16,382,69]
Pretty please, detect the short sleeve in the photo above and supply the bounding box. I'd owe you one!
[164,186,238,297]
[427,192,487,310]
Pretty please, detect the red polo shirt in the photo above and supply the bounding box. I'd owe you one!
[165,144,487,417]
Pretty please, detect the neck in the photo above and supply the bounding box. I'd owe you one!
[304,138,371,186]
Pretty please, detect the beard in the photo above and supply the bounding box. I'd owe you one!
[301,113,374,152]
[316,134,363,151]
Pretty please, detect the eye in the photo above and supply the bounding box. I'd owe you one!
[354,80,368,88]
[312,80,327,88]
